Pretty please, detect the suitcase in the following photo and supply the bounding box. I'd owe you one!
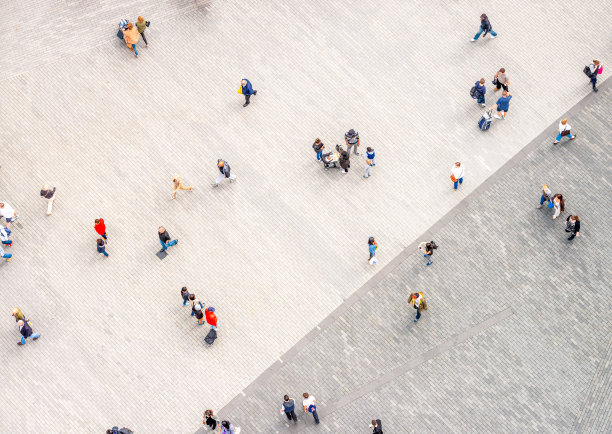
[204,328,217,345]
[478,109,492,131]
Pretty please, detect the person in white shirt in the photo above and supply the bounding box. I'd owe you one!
[451,162,464,191]
[40,185,57,215]
[0,202,17,228]
[553,119,576,145]
[302,392,320,424]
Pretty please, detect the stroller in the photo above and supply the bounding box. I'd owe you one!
[116,19,129,39]
[322,151,341,169]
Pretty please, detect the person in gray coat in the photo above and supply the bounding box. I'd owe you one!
[280,395,298,423]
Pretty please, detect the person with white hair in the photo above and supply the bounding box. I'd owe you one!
[40,184,56,215]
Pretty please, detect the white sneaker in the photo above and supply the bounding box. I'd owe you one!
[480,103,486,107]
[490,34,497,39]
[493,114,502,119]
[470,38,477,42]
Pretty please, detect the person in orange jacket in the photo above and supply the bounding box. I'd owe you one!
[205,307,217,330]
[122,23,140,57]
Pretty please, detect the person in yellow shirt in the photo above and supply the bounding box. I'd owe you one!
[409,292,427,323]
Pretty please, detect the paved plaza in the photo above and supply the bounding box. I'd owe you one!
[0,0,610,432]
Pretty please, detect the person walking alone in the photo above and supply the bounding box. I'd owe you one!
[121,22,140,57]
[493,90,512,120]
[551,194,565,220]
[537,184,554,209]
[158,226,178,251]
[565,215,580,240]
[345,129,360,155]
[553,118,576,145]
[370,419,383,434]
[302,393,320,424]
[280,395,298,424]
[0,202,18,228]
[493,68,510,92]
[471,13,498,42]
[368,237,378,265]
[474,78,487,106]
[96,238,109,257]
[213,160,237,186]
[171,175,194,200]
[450,162,464,190]
[136,16,149,47]
[409,291,427,323]
[239,78,257,107]
[418,241,436,266]
[588,59,603,92]
[17,319,40,346]
[40,185,57,215]
[12,307,30,324]
[94,218,107,241]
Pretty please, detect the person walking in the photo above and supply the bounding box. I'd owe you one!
[302,392,320,424]
[450,162,464,190]
[553,119,577,145]
[136,16,149,47]
[565,215,581,240]
[339,151,350,174]
[205,307,218,329]
[493,90,512,120]
[158,226,178,251]
[363,154,375,178]
[17,319,40,345]
[409,291,427,323]
[471,13,498,42]
[0,226,12,246]
[474,78,487,106]
[94,218,107,241]
[418,241,435,266]
[551,194,565,220]
[312,138,325,161]
[0,244,12,262]
[368,237,378,265]
[588,59,603,92]
[121,22,140,57]
[0,202,18,228]
[190,294,204,317]
[239,79,257,107]
[537,184,554,209]
[181,287,191,306]
[213,160,237,186]
[370,419,383,434]
[171,175,194,200]
[40,185,57,215]
[280,395,298,424]
[493,68,510,92]
[12,307,29,323]
[203,410,218,430]
[219,420,236,434]
[96,238,109,257]
[344,129,360,155]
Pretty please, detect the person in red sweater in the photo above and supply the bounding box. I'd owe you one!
[94,218,107,240]
[205,307,217,329]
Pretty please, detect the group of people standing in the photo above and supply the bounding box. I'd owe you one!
[538,185,580,240]
[313,129,376,178]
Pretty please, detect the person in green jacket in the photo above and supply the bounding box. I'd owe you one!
[136,16,148,47]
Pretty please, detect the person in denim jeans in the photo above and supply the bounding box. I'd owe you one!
[17,320,40,345]
[0,244,12,262]
[553,119,576,145]
[312,138,325,161]
[474,78,486,106]
[158,226,178,251]
[471,13,498,42]
[537,184,553,209]
[97,238,109,257]
[451,162,464,190]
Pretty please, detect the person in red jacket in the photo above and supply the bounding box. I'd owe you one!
[94,218,107,240]
[205,307,217,329]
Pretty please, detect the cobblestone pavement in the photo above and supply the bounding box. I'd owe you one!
[206,83,612,433]
[0,0,610,432]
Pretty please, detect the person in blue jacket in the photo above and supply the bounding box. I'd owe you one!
[471,13,498,42]
[240,78,257,107]
[493,90,512,120]
[474,78,486,106]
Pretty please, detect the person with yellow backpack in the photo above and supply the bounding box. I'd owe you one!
[409,292,427,323]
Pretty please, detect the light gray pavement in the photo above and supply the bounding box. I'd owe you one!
[0,0,610,432]
[206,82,612,433]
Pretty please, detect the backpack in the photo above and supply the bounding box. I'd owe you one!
[583,65,593,78]
[205,328,217,345]
[428,241,438,250]
[470,86,479,99]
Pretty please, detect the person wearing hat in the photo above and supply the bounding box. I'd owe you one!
[344,129,360,155]
[409,292,426,323]
[471,13,497,42]
[214,159,237,186]
[17,319,40,345]
[205,306,218,329]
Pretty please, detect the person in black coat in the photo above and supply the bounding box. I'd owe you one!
[17,320,40,345]
[158,226,178,251]
[471,13,498,42]
[370,419,383,434]
[339,151,350,174]
[565,215,581,240]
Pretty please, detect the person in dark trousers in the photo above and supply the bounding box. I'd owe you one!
[312,138,325,161]
[345,129,360,155]
[181,287,190,306]
[302,392,320,424]
[240,78,257,107]
[493,67,510,92]
[339,151,350,174]
[17,319,40,345]
[474,78,486,106]
[409,292,426,323]
[280,395,298,424]
[158,226,178,251]
[97,238,109,257]
[189,294,204,317]
[418,241,434,266]
[493,90,512,120]
[588,59,602,92]
[203,409,218,430]
[136,16,149,47]
[471,13,497,42]
[565,215,581,240]
[370,419,383,434]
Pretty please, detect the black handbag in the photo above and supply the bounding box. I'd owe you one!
[146,21,150,27]
[583,65,592,77]
[492,76,499,85]
[561,128,571,137]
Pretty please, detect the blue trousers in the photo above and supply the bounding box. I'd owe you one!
[477,94,485,104]
[474,28,498,40]
[316,150,323,160]
[555,132,575,142]
[21,333,40,344]
[160,239,178,251]
[453,177,463,189]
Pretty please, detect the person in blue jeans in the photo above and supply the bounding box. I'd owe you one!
[0,244,12,262]
[537,184,553,209]
[96,238,109,257]
[474,78,486,106]
[17,320,40,345]
[471,13,498,42]
[493,90,512,119]
[158,226,178,251]
[312,138,325,161]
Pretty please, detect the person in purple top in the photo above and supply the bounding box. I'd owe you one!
[240,78,257,107]
[493,90,513,120]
